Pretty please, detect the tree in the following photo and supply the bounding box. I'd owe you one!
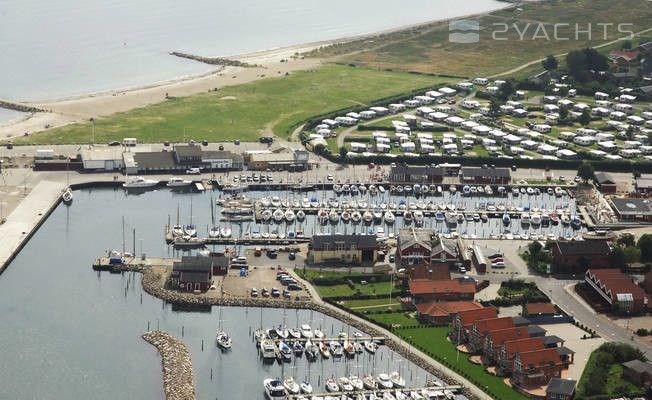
[339,146,348,159]
[633,170,642,179]
[637,234,652,262]
[559,104,569,121]
[624,246,641,264]
[542,55,558,71]
[617,233,635,248]
[621,40,632,50]
[579,108,591,126]
[626,125,635,140]
[611,246,626,269]
[577,162,595,183]
[498,80,515,101]
[528,240,543,257]
[489,98,501,117]
[566,50,587,77]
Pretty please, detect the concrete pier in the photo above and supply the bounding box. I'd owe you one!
[0,180,66,273]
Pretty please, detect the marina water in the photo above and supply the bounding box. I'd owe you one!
[1,0,503,101]
[0,188,434,399]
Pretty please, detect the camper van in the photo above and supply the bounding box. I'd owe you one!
[123,138,137,146]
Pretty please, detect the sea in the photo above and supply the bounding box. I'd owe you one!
[0,0,504,102]
[0,188,439,399]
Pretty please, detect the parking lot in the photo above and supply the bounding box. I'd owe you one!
[221,262,310,301]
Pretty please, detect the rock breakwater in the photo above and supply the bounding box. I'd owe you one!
[170,52,251,67]
[142,330,196,400]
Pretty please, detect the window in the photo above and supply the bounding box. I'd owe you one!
[440,252,446,262]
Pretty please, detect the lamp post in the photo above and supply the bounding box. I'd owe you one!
[90,117,95,145]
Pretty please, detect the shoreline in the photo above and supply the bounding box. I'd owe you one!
[0,1,514,140]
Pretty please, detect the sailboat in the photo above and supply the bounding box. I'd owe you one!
[185,197,197,236]
[216,307,232,349]
[209,198,220,238]
[172,204,184,237]
[62,188,73,204]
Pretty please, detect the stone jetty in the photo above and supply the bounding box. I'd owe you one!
[169,51,251,67]
[142,330,196,400]
[0,99,46,113]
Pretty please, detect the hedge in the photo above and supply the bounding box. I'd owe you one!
[357,125,452,132]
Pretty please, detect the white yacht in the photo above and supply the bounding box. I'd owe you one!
[301,324,313,338]
[329,210,340,223]
[167,177,192,187]
[363,211,373,223]
[264,378,287,400]
[384,211,395,224]
[220,226,232,238]
[284,377,300,395]
[260,339,276,360]
[273,209,285,222]
[216,330,232,349]
[389,371,405,388]
[377,374,393,389]
[296,210,306,221]
[285,209,296,222]
[123,176,159,188]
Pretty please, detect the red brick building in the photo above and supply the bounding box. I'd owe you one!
[595,172,617,193]
[415,301,483,325]
[552,240,611,270]
[585,269,650,314]
[497,337,546,375]
[389,165,444,184]
[407,263,451,280]
[511,348,564,387]
[171,256,214,292]
[408,279,476,304]
[451,306,498,343]
[643,270,652,294]
[482,326,530,364]
[523,302,556,318]
[469,317,514,353]
[397,228,457,268]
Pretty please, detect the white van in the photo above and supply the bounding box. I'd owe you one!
[123,138,137,146]
[186,167,201,174]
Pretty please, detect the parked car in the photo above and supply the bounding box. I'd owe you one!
[262,288,270,297]
[491,258,504,264]
[492,262,505,268]
[389,254,395,263]
[288,283,301,291]
[558,176,565,182]
[283,289,291,298]
[251,288,258,297]
[108,141,121,146]
[202,140,208,146]
[327,175,333,181]
[218,145,224,150]
[288,252,296,260]
[163,141,170,146]
[488,253,503,259]
[271,287,280,297]
[186,168,201,174]
[234,139,240,145]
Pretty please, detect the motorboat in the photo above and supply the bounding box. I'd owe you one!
[403,210,413,222]
[325,378,339,392]
[378,185,386,193]
[350,184,359,194]
[526,187,534,195]
[351,211,362,223]
[264,378,286,400]
[571,216,582,228]
[395,390,409,400]
[338,377,354,392]
[520,187,526,194]
[341,210,351,222]
[285,377,301,394]
[481,213,488,222]
[512,187,519,196]
[262,209,273,221]
[377,374,393,389]
[349,376,364,391]
[260,339,276,360]
[435,212,445,222]
[364,340,377,353]
[421,185,429,195]
[521,212,530,225]
[305,339,318,359]
[414,210,424,225]
[310,198,320,208]
[289,328,301,339]
[404,185,412,193]
[255,328,266,341]
[369,184,377,194]
[275,326,289,339]
[220,226,232,238]
[359,184,367,193]
[278,341,293,361]
[273,209,285,223]
[443,390,456,399]
[123,176,159,189]
[167,177,192,187]
[285,209,295,222]
[531,213,542,225]
[314,329,324,339]
[449,185,457,194]
[301,324,313,338]
[293,341,304,355]
[477,186,484,194]
[329,210,340,223]
[445,212,457,225]
[319,341,330,358]
[333,184,342,194]
[216,330,232,349]
[270,196,282,208]
[389,371,405,388]
[413,184,421,194]
[561,214,570,225]
[330,341,344,357]
[363,211,373,223]
[301,381,313,394]
[342,184,351,193]
[296,210,306,221]
[62,188,73,204]
[363,375,377,390]
[373,209,383,222]
[384,211,395,224]
[462,185,471,196]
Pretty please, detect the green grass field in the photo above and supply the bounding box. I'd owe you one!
[341,297,401,308]
[577,349,647,398]
[307,0,651,77]
[14,65,450,145]
[396,327,529,400]
[316,281,395,298]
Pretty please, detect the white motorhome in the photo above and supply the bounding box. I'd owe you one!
[535,123,554,133]
[573,136,595,146]
[610,111,627,121]
[439,87,457,96]
[473,78,489,85]
[485,86,499,95]
[614,103,634,114]
[461,100,480,109]
[619,149,641,158]
[594,91,610,100]
[627,115,645,125]
[456,82,474,91]
[389,103,406,113]
[350,142,367,152]
[558,131,576,141]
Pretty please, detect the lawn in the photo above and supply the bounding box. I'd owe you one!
[316,281,395,298]
[396,327,529,400]
[14,65,450,145]
[577,347,647,398]
[366,312,418,327]
[307,0,651,77]
[341,297,401,308]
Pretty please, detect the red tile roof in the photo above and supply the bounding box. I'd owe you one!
[586,269,648,301]
[459,307,498,327]
[518,348,563,368]
[487,327,530,348]
[409,279,476,295]
[473,317,514,334]
[525,302,556,315]
[416,301,483,317]
[502,337,546,358]
[611,49,640,62]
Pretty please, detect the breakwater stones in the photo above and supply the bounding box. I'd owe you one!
[0,100,46,113]
[142,330,196,400]
[169,52,251,67]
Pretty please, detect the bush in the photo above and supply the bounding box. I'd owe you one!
[636,328,649,336]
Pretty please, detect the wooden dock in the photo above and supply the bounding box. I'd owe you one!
[286,385,462,399]
[268,336,387,344]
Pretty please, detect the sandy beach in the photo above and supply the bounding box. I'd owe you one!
[0,1,515,141]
